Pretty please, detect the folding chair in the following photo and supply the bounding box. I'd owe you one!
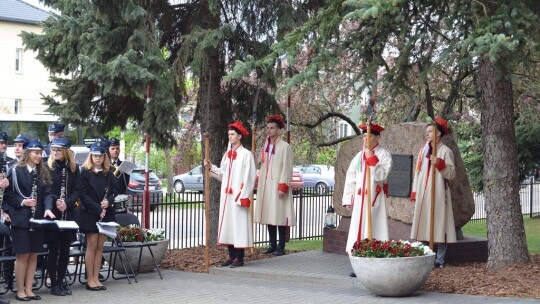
[115,213,163,279]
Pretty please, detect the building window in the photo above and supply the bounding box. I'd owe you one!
[339,121,350,138]
[15,48,23,72]
[14,99,21,114]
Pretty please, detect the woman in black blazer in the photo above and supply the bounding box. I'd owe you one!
[4,140,53,301]
[77,142,115,291]
[44,138,83,296]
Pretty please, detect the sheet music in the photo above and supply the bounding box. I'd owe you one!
[117,161,136,174]
[97,222,119,238]
[56,220,79,230]
[30,219,56,225]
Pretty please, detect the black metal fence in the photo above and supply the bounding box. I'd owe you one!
[128,187,337,249]
[470,180,540,222]
[127,180,540,249]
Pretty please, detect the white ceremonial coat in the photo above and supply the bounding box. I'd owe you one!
[410,141,457,243]
[254,139,296,226]
[210,145,256,248]
[342,145,392,254]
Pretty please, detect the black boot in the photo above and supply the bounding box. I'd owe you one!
[263,225,277,254]
[221,245,236,266]
[51,284,66,296]
[273,226,286,256]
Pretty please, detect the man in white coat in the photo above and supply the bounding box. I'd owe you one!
[254,114,295,256]
[410,117,456,268]
[343,123,393,259]
[205,121,256,267]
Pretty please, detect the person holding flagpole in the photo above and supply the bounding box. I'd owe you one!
[204,121,256,267]
[410,117,456,269]
[342,123,392,257]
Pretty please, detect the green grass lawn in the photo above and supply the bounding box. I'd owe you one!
[462,216,540,255]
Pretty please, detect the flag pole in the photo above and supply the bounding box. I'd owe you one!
[250,83,260,255]
[429,121,438,250]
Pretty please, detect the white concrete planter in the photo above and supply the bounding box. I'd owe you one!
[349,253,435,297]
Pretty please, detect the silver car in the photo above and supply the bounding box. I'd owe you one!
[295,164,335,194]
[173,165,204,193]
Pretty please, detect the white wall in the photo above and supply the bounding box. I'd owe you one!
[0,21,55,115]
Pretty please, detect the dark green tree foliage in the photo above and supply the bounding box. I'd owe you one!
[21,0,180,148]
[236,0,540,269]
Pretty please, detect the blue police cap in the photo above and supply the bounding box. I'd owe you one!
[88,142,107,155]
[95,138,111,149]
[109,137,120,146]
[23,140,44,151]
[50,138,72,149]
[13,134,29,144]
[48,123,65,133]
[0,132,7,142]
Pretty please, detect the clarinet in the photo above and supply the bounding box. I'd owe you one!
[99,186,108,222]
[60,167,67,220]
[29,169,38,231]
[0,153,5,204]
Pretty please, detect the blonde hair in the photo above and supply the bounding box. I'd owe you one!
[17,150,52,185]
[47,148,77,173]
[82,153,111,174]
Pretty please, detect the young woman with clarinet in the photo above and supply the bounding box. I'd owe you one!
[4,140,53,301]
[44,138,83,296]
[77,141,115,291]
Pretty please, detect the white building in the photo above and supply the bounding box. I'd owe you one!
[0,0,52,115]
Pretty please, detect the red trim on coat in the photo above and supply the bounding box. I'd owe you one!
[434,158,446,171]
[278,183,289,193]
[365,155,379,167]
[410,191,416,201]
[240,198,251,207]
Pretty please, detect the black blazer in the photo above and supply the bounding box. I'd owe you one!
[111,160,130,196]
[79,168,115,223]
[4,166,52,229]
[44,161,84,221]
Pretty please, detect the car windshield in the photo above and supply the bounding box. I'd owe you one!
[131,170,159,180]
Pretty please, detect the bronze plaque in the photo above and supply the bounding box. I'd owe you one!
[387,154,413,197]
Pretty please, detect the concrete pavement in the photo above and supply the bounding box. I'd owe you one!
[4,251,538,303]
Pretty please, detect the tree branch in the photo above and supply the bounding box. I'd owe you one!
[294,112,361,134]
[318,135,358,147]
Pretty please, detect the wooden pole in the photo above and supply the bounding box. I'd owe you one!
[366,120,373,240]
[204,132,211,272]
[250,84,260,255]
[429,122,438,250]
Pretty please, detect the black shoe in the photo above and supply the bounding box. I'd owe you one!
[29,295,41,300]
[61,283,72,295]
[434,262,444,269]
[51,285,66,296]
[85,283,101,291]
[97,285,106,290]
[220,259,234,267]
[349,272,357,277]
[98,274,105,280]
[229,258,244,268]
[273,248,285,256]
[262,247,276,254]
[15,295,30,301]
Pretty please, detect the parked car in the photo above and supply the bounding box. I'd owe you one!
[127,167,163,211]
[173,165,204,193]
[295,164,335,194]
[173,165,304,195]
[255,170,304,195]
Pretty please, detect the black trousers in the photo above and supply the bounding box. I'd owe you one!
[227,245,245,261]
[267,225,286,249]
[47,231,73,286]
[0,223,13,286]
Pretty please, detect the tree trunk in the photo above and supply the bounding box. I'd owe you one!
[197,1,230,247]
[478,57,529,270]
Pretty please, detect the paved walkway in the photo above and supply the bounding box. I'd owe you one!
[3,251,538,303]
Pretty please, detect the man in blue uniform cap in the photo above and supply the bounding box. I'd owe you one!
[44,123,66,158]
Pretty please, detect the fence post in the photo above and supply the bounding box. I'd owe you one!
[298,189,304,240]
[530,178,534,218]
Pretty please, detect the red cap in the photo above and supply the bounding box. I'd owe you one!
[266,114,286,129]
[434,117,449,136]
[228,121,249,137]
[358,123,385,135]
